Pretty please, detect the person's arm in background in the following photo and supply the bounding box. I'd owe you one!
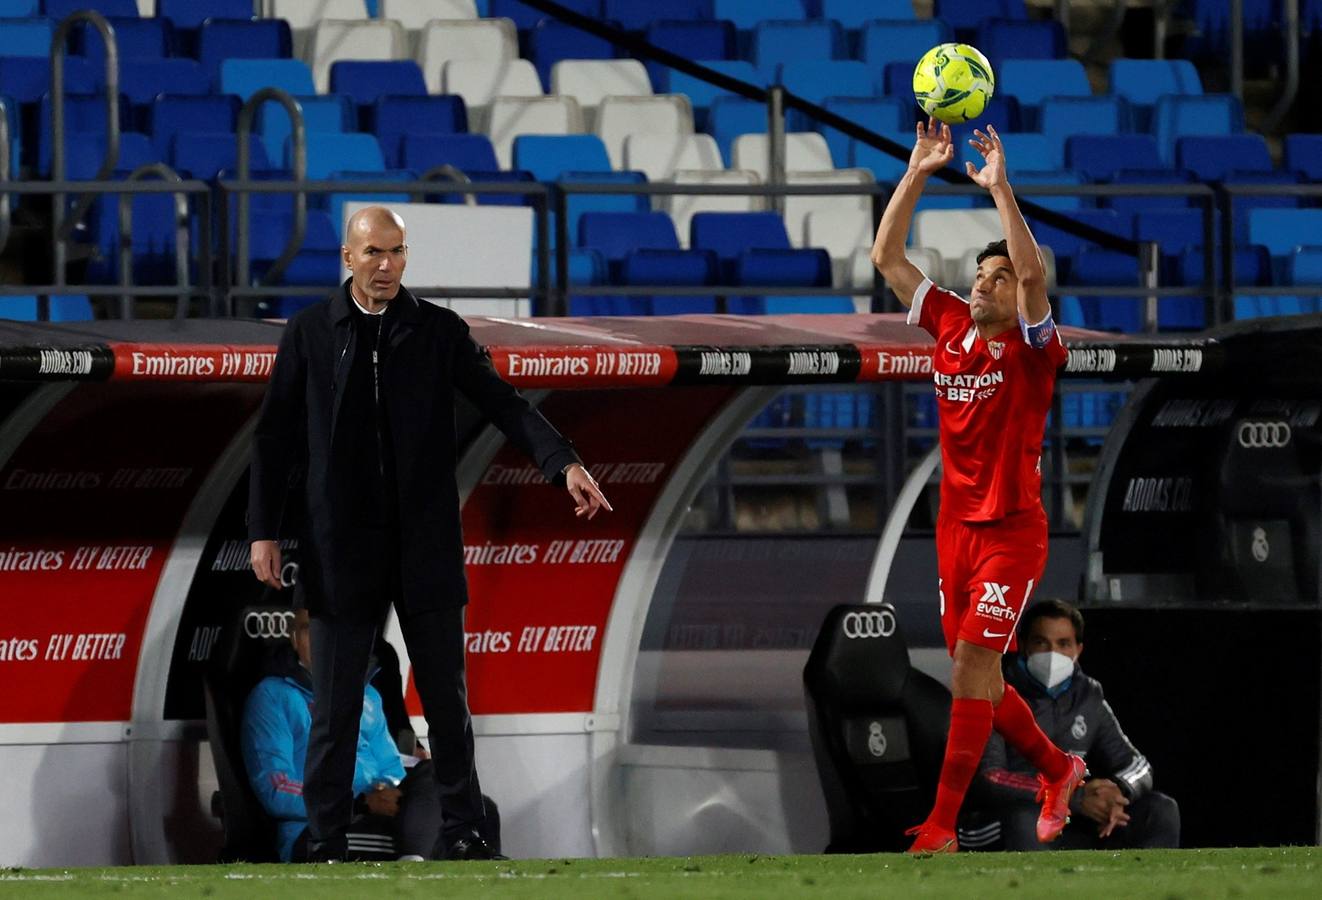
[240,681,309,822]
[974,730,1042,807]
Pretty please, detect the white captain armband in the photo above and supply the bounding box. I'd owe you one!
[1020,311,1056,349]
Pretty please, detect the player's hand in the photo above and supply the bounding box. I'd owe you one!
[365,784,401,817]
[566,464,612,520]
[965,124,1008,190]
[250,540,283,589]
[909,117,954,175]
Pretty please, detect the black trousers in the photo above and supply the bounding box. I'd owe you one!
[999,791,1181,851]
[303,562,485,859]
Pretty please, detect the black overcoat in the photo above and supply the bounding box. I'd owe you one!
[248,282,580,617]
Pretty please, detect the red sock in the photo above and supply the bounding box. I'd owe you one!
[927,698,994,831]
[993,683,1071,780]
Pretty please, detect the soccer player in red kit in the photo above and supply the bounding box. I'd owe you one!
[870,119,1086,854]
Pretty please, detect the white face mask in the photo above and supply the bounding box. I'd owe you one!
[1026,651,1075,689]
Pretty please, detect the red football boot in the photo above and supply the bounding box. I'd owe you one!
[1036,753,1087,843]
[905,823,958,854]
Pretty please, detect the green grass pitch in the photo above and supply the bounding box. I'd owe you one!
[3,848,1319,898]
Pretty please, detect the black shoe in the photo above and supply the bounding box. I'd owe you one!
[444,836,507,861]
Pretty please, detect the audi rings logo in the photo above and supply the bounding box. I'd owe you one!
[244,610,294,640]
[842,609,897,640]
[1237,420,1291,449]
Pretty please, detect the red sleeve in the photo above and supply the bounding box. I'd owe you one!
[906,278,969,341]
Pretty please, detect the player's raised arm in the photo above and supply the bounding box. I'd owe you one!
[871,117,954,308]
[966,124,1051,326]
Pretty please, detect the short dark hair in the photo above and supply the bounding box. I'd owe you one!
[976,239,1010,266]
[1019,598,1084,642]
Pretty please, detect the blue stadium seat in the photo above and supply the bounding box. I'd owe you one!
[708,96,767,164]
[1073,246,1207,330]
[117,59,210,117]
[753,20,841,81]
[998,59,1091,128]
[150,94,240,161]
[299,132,385,180]
[328,169,412,237]
[1,95,20,178]
[852,131,925,182]
[74,16,168,68]
[622,248,718,315]
[529,19,615,89]
[959,132,1052,175]
[0,295,94,322]
[1181,0,1276,68]
[554,247,609,317]
[0,0,37,14]
[644,20,735,90]
[1248,209,1322,272]
[712,0,806,30]
[1226,171,1302,241]
[1153,94,1244,165]
[1284,133,1322,181]
[197,19,292,84]
[1029,208,1129,282]
[250,211,342,316]
[373,95,467,168]
[1287,246,1322,288]
[1174,245,1270,291]
[561,169,649,248]
[1108,59,1202,132]
[454,169,537,206]
[1176,134,1272,183]
[87,188,191,286]
[158,0,256,30]
[1008,169,1086,211]
[733,248,843,313]
[934,0,1026,37]
[578,211,680,287]
[256,94,354,171]
[45,0,138,18]
[819,97,906,167]
[604,0,707,31]
[663,60,763,125]
[64,130,152,179]
[1105,168,1195,216]
[691,210,791,281]
[860,19,951,72]
[402,132,499,173]
[488,0,600,32]
[220,59,315,101]
[979,94,1022,132]
[819,0,916,29]
[1134,208,1208,256]
[172,131,271,180]
[1066,134,1162,182]
[1039,96,1127,169]
[38,91,133,176]
[779,60,872,108]
[513,134,611,181]
[330,61,427,119]
[0,55,97,103]
[0,17,52,57]
[976,18,1066,70]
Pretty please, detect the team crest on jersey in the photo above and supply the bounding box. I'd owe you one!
[988,340,1004,360]
[1071,715,1087,740]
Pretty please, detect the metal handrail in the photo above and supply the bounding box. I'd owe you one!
[766,86,786,215]
[0,98,11,258]
[1263,0,1301,133]
[51,10,119,286]
[235,88,306,289]
[417,165,478,207]
[117,163,190,320]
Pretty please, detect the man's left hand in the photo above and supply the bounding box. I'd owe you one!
[965,124,1008,190]
[566,464,612,519]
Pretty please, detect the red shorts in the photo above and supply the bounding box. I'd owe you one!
[935,506,1048,655]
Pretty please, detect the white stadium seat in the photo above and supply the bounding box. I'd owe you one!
[783,168,873,248]
[667,169,762,248]
[442,58,542,132]
[948,245,1058,292]
[847,246,945,308]
[805,208,873,286]
[271,0,370,56]
[307,19,407,93]
[487,95,584,169]
[912,208,1002,284]
[416,18,517,94]
[622,133,723,182]
[551,59,652,130]
[596,96,693,169]
[731,132,834,180]
[380,0,478,30]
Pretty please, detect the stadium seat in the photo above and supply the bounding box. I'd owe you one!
[752,20,842,82]
[708,96,770,165]
[1283,133,1322,182]
[117,59,210,116]
[0,295,94,322]
[711,0,806,30]
[298,132,385,180]
[529,19,615,90]
[1006,169,1086,212]
[552,59,652,129]
[603,0,708,31]
[818,98,907,169]
[552,246,606,315]
[379,0,478,29]
[0,0,37,14]
[804,207,873,286]
[88,186,192,286]
[976,18,1066,70]
[1,96,20,179]
[64,130,152,179]
[255,94,355,173]
[1153,94,1244,166]
[860,19,951,72]
[219,59,315,102]
[560,169,650,249]
[779,61,874,112]
[487,95,583,169]
[820,0,916,29]
[1229,172,1304,243]
[621,133,721,181]
[45,0,138,19]
[316,26,412,96]
[998,59,1092,127]
[1030,209,1130,282]
[0,56,97,104]
[1174,245,1270,290]
[732,133,834,180]
[326,169,413,237]
[441,58,542,131]
[662,61,763,126]
[979,95,1022,132]
[402,132,499,173]
[733,248,842,314]
[596,95,694,169]
[621,247,719,315]
[667,169,762,247]
[782,169,873,249]
[852,132,926,183]
[415,18,517,94]
[1039,96,1127,169]
[270,0,369,32]
[157,0,254,30]
[911,208,1000,278]
[487,0,598,32]
[149,94,240,162]
[935,0,1027,35]
[0,17,52,58]
[329,61,425,130]
[1108,58,1202,109]
[1104,168,1196,216]
[172,132,271,181]
[513,134,611,182]
[372,95,467,168]
[691,210,792,282]
[578,211,680,283]
[643,21,735,90]
[1066,134,1163,183]
[1175,134,1272,183]
[74,16,168,68]
[1134,208,1208,254]
[1287,246,1322,290]
[197,20,293,84]
[958,132,1051,176]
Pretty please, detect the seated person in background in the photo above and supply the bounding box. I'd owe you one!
[965,599,1180,851]
[241,609,500,861]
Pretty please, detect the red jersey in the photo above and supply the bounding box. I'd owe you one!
[909,278,1068,522]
